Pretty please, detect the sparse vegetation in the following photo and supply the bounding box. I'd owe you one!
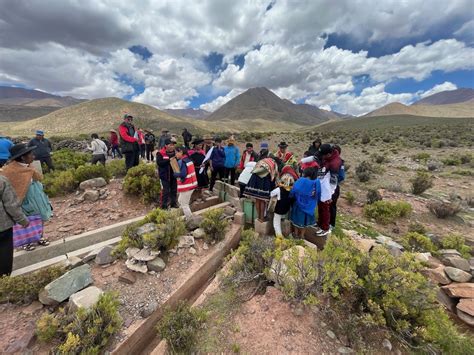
[51,149,91,170]
[107,159,127,177]
[200,208,230,244]
[363,200,412,224]
[400,232,437,253]
[355,161,375,182]
[123,164,161,203]
[440,234,471,259]
[428,199,462,219]
[412,152,430,162]
[366,189,382,204]
[345,191,356,205]
[410,171,433,195]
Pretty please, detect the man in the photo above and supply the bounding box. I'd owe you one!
[156,138,178,209]
[275,142,294,164]
[203,135,213,153]
[223,136,240,186]
[182,128,193,148]
[144,129,156,162]
[28,130,54,170]
[158,129,171,149]
[0,134,13,167]
[239,143,258,170]
[87,133,108,165]
[118,114,140,171]
[308,138,322,165]
[209,138,226,192]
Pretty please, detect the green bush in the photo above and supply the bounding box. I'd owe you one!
[459,153,472,164]
[371,153,387,164]
[107,159,127,177]
[428,200,462,219]
[74,164,111,183]
[52,149,91,171]
[440,234,471,259]
[345,191,356,205]
[43,169,77,197]
[200,208,229,243]
[400,232,437,253]
[363,200,412,224]
[361,134,371,145]
[408,222,427,235]
[442,156,461,166]
[123,164,161,203]
[410,171,434,195]
[366,189,382,204]
[156,301,207,353]
[412,152,430,162]
[355,161,374,182]
[0,266,65,304]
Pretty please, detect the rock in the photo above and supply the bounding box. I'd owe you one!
[457,298,474,317]
[178,235,195,248]
[189,247,197,255]
[147,257,166,272]
[382,339,392,351]
[186,215,204,230]
[39,264,92,305]
[436,288,457,312]
[119,272,137,284]
[58,225,74,233]
[439,249,461,257]
[444,267,472,283]
[82,248,100,263]
[79,177,107,190]
[414,252,432,263]
[21,301,43,315]
[376,235,393,244]
[353,238,376,253]
[386,243,403,257]
[203,243,209,250]
[426,256,443,269]
[141,301,158,318]
[95,245,115,265]
[457,309,474,327]
[233,211,245,225]
[326,330,336,339]
[125,259,148,273]
[126,247,140,258]
[136,223,157,237]
[443,256,470,272]
[421,266,451,285]
[133,248,160,262]
[192,228,206,239]
[61,256,83,269]
[82,190,100,202]
[69,286,103,311]
[338,347,354,354]
[442,283,474,298]
[293,305,304,316]
[224,206,237,217]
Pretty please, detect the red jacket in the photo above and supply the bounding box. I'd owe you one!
[175,157,198,192]
[239,150,258,170]
[322,150,342,174]
[275,150,294,163]
[137,131,145,145]
[110,132,119,145]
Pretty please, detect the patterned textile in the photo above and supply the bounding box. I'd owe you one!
[253,158,278,181]
[13,214,42,247]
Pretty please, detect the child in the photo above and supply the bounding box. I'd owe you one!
[174,147,198,220]
[290,167,321,239]
[271,168,298,238]
[330,145,345,229]
[238,161,256,198]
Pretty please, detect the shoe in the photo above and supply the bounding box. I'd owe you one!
[316,229,330,237]
[312,226,323,233]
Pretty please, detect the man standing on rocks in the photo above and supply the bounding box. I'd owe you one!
[28,130,54,171]
[156,138,178,209]
[119,114,140,171]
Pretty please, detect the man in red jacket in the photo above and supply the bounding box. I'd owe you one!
[118,114,140,171]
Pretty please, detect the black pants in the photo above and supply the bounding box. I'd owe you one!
[91,154,106,165]
[124,150,140,171]
[111,145,122,158]
[146,144,155,161]
[37,156,54,171]
[0,159,7,168]
[0,228,14,276]
[140,144,146,159]
[160,178,178,209]
[239,183,246,198]
[330,185,340,228]
[209,167,225,191]
[224,167,237,186]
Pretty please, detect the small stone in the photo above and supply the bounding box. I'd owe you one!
[421,266,451,285]
[126,247,140,258]
[189,247,197,255]
[79,177,107,190]
[414,252,432,263]
[326,330,336,339]
[58,225,74,232]
[382,339,392,351]
[444,267,472,283]
[69,286,103,311]
[61,256,83,269]
[118,272,137,284]
[293,305,304,316]
[338,347,354,354]
[125,259,148,273]
[136,223,157,237]
[95,245,115,265]
[178,235,195,248]
[82,249,100,263]
[141,301,158,318]
[186,215,204,230]
[82,190,100,202]
[224,206,237,216]
[203,243,209,250]
[192,228,206,239]
[443,256,470,272]
[133,248,160,262]
[353,238,376,253]
[147,257,166,272]
[375,235,393,244]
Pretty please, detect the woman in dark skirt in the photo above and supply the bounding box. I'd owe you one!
[244,157,278,221]
[189,139,209,201]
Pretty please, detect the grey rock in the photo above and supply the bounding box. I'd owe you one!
[203,243,209,250]
[444,267,472,282]
[61,256,83,269]
[439,249,461,257]
[326,330,336,339]
[189,247,197,255]
[382,339,392,351]
[375,235,393,244]
[133,248,159,262]
[186,215,204,231]
[118,272,137,284]
[82,190,99,202]
[178,235,195,248]
[443,256,471,272]
[82,249,100,263]
[136,223,157,237]
[147,257,166,272]
[95,245,115,265]
[39,264,92,305]
[437,288,456,312]
[192,228,206,239]
[457,309,474,326]
[224,206,237,216]
[69,286,103,311]
[79,177,107,191]
[414,252,432,263]
[338,347,354,354]
[125,247,140,259]
[141,301,158,318]
[125,259,148,273]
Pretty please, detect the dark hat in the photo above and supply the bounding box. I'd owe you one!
[9,143,36,161]
[192,138,204,145]
[278,141,288,148]
[123,113,133,120]
[246,143,253,148]
[320,143,333,156]
[164,138,174,146]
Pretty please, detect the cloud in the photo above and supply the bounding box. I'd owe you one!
[419,81,457,99]
[199,88,244,112]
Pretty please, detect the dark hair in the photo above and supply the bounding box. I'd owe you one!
[175,146,188,155]
[91,133,99,139]
[334,144,341,154]
[313,138,321,146]
[303,150,312,157]
[246,143,253,148]
[303,167,317,179]
[215,138,222,143]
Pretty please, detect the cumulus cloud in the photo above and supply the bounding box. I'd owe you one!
[419,81,458,99]
[199,88,245,112]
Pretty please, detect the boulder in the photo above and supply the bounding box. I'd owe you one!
[147,257,166,272]
[442,283,474,298]
[421,266,451,285]
[69,286,103,311]
[444,267,472,283]
[82,190,99,202]
[192,228,206,239]
[186,215,204,231]
[414,252,432,263]
[178,235,195,248]
[79,177,107,191]
[375,235,393,244]
[457,309,474,327]
[224,206,237,217]
[457,298,474,317]
[118,272,137,284]
[353,238,376,253]
[95,245,115,265]
[126,247,140,259]
[436,288,457,312]
[39,264,92,305]
[136,223,157,237]
[133,248,160,262]
[439,249,462,258]
[125,259,148,273]
[442,256,470,272]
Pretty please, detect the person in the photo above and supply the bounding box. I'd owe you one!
[223,136,240,186]
[203,135,214,153]
[137,128,146,160]
[1,143,52,250]
[209,138,226,192]
[0,134,13,167]
[299,150,319,175]
[158,129,171,149]
[275,141,298,170]
[118,114,140,171]
[0,175,29,276]
[271,167,298,238]
[316,144,342,237]
[244,157,278,221]
[174,147,198,219]
[257,142,271,161]
[156,138,178,209]
[87,133,108,165]
[308,138,322,164]
[290,167,321,239]
[109,129,122,159]
[330,145,345,230]
[188,138,209,200]
[239,143,258,171]
[182,128,193,149]
[144,130,156,162]
[238,161,256,198]
[28,130,54,171]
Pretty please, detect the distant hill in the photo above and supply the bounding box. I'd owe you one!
[0,105,59,122]
[412,88,474,106]
[365,100,474,118]
[204,87,341,131]
[2,97,205,136]
[165,108,210,119]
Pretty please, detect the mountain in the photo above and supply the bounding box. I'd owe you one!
[204,87,340,131]
[365,100,474,118]
[165,108,210,119]
[412,88,474,106]
[2,97,205,136]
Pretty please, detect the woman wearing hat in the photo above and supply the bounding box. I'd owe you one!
[1,143,52,250]
[188,138,209,201]
[275,141,298,171]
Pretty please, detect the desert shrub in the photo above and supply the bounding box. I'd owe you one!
[440,234,471,259]
[74,164,111,183]
[442,156,461,166]
[400,232,437,253]
[408,222,427,235]
[410,171,433,195]
[43,169,77,196]
[142,210,186,251]
[107,159,127,177]
[363,200,412,224]
[412,152,430,162]
[123,164,161,203]
[427,200,462,219]
[156,301,207,353]
[52,149,91,171]
[366,189,382,204]
[200,208,229,243]
[361,134,371,145]
[466,195,474,208]
[459,153,472,164]
[36,292,122,353]
[0,266,65,304]
[427,160,442,171]
[355,161,374,182]
[345,191,356,205]
[383,181,404,193]
[452,169,473,176]
[371,153,387,164]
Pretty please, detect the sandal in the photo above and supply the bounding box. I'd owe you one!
[38,238,50,246]
[22,244,36,251]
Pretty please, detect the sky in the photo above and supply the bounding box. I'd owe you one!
[0,0,473,116]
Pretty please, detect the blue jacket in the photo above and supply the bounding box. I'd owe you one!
[224,145,240,168]
[210,146,226,168]
[290,178,321,215]
[0,137,13,160]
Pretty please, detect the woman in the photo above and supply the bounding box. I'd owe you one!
[270,166,298,238]
[109,129,122,159]
[189,138,209,201]
[1,143,52,250]
[174,147,198,220]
